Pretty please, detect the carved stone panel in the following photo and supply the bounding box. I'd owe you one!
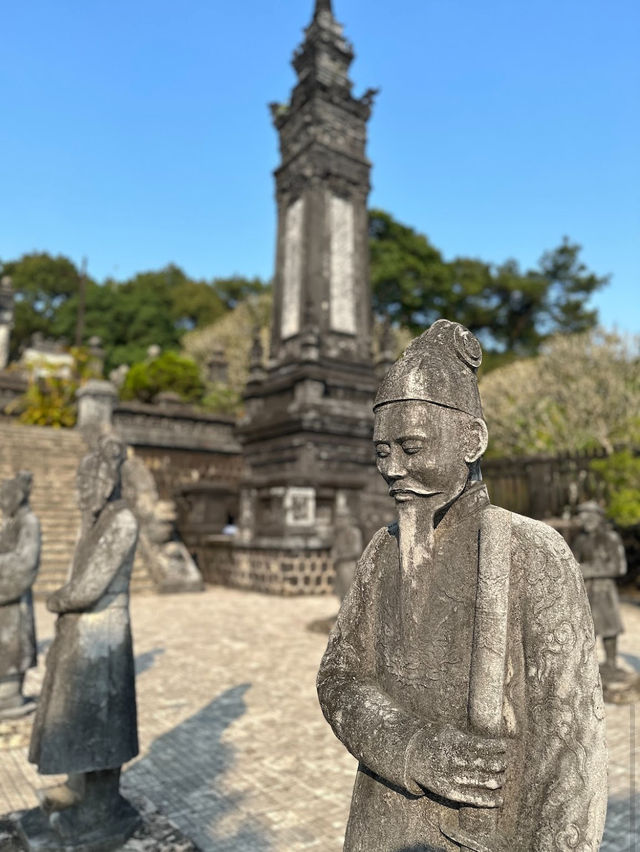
[328,194,356,335]
[284,486,316,527]
[281,197,305,339]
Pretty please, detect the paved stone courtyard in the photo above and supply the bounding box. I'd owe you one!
[1,588,638,851]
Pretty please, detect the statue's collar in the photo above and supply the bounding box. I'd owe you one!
[435,481,490,534]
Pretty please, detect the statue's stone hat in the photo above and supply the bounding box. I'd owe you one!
[373,319,484,418]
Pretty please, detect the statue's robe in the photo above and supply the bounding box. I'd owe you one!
[0,508,40,679]
[29,500,139,775]
[318,485,607,852]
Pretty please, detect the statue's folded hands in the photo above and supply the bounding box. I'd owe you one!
[406,724,507,808]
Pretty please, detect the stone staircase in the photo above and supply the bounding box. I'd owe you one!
[0,421,155,597]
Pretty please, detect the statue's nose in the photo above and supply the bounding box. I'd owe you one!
[384,453,406,481]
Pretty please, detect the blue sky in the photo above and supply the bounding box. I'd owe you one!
[2,0,638,333]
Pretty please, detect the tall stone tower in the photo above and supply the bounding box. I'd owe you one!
[235,0,389,594]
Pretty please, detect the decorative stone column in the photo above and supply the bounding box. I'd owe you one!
[76,380,118,433]
[0,275,15,370]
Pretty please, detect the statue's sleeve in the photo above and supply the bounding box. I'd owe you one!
[54,509,138,612]
[317,528,431,795]
[0,515,40,604]
[517,520,607,849]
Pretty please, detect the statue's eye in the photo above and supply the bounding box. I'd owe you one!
[402,443,423,455]
[375,445,390,459]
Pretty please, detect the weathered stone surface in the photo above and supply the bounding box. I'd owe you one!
[318,319,608,850]
[26,434,141,849]
[0,472,40,720]
[572,501,640,704]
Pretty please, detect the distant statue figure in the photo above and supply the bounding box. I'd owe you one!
[317,320,607,852]
[121,453,204,593]
[23,435,141,850]
[572,501,639,702]
[0,471,40,719]
[332,493,363,603]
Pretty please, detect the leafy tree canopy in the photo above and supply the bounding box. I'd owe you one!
[120,350,205,404]
[369,209,609,370]
[1,254,269,372]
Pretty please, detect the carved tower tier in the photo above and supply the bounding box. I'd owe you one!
[236,0,390,594]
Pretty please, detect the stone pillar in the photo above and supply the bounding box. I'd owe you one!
[87,335,105,377]
[76,380,118,432]
[0,275,15,370]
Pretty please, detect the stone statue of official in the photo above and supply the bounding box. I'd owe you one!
[572,501,639,703]
[317,320,607,852]
[0,471,40,719]
[24,435,140,849]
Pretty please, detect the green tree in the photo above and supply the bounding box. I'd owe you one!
[1,253,87,359]
[211,276,270,311]
[368,209,609,369]
[120,351,205,404]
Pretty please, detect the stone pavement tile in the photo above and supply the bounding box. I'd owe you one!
[0,590,639,850]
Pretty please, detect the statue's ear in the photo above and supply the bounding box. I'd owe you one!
[464,418,488,464]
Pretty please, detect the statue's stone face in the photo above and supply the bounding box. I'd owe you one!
[77,456,116,515]
[373,401,479,515]
[580,511,602,534]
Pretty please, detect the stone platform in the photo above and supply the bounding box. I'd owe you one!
[1,590,638,851]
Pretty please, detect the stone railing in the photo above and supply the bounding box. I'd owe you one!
[113,399,241,453]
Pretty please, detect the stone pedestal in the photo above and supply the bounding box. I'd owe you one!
[16,803,140,852]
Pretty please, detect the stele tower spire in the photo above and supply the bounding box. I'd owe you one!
[236,1,387,594]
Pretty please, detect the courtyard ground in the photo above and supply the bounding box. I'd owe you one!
[1,589,638,851]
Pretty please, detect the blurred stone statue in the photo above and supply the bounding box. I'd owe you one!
[317,320,607,852]
[22,435,140,850]
[572,501,639,703]
[0,471,40,719]
[122,454,203,593]
[332,493,363,603]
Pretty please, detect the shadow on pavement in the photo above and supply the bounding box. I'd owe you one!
[602,792,640,851]
[134,646,165,676]
[124,682,271,852]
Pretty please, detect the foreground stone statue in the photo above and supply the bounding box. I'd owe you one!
[572,501,639,703]
[317,320,607,852]
[20,435,140,851]
[0,472,40,719]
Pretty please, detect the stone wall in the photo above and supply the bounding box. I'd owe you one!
[195,539,334,595]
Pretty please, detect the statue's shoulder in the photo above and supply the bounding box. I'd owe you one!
[357,524,397,570]
[499,509,583,594]
[509,510,572,553]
